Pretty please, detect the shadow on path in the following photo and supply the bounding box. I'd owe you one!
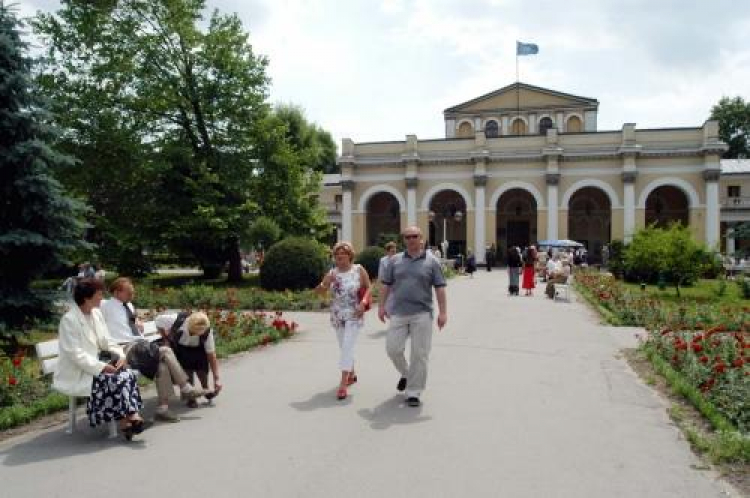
[290,388,353,411]
[358,396,432,430]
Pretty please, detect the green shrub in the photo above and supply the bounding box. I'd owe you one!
[259,237,328,291]
[355,246,385,280]
[607,239,626,277]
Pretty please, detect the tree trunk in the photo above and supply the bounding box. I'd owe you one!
[227,237,243,283]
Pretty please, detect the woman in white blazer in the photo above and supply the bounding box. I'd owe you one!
[53,278,144,439]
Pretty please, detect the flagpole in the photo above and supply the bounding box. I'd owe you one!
[515,44,520,135]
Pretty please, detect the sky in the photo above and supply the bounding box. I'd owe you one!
[15,0,750,149]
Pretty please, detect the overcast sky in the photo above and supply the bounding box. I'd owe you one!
[16,0,750,149]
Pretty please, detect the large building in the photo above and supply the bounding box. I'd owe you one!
[321,82,750,263]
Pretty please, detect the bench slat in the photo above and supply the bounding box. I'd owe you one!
[36,339,60,359]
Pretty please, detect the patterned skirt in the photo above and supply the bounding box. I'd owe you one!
[86,369,143,427]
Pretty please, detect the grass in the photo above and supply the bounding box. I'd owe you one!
[621,278,747,305]
[0,392,69,431]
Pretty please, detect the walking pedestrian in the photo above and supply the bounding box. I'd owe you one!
[316,241,371,400]
[378,226,447,407]
[507,246,522,296]
[521,245,537,296]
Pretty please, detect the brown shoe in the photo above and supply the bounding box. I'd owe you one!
[154,410,180,423]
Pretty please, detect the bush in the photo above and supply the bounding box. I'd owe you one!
[259,237,328,291]
[607,239,626,277]
[246,216,282,251]
[355,246,385,280]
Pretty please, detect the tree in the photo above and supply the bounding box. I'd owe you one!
[0,3,87,344]
[33,1,265,281]
[246,216,281,251]
[710,96,750,159]
[274,103,338,174]
[625,224,708,297]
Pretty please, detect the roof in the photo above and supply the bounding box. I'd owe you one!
[444,82,599,114]
[721,159,750,174]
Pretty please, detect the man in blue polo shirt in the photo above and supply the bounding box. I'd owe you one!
[378,226,448,407]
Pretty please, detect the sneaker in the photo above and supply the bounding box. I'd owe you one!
[186,399,198,409]
[154,410,180,423]
[205,390,219,401]
[406,396,421,407]
[397,377,407,392]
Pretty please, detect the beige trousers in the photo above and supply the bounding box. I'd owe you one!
[386,312,433,398]
[125,343,188,405]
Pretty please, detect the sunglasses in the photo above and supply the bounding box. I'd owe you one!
[403,234,420,240]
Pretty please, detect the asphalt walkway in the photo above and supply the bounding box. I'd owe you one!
[0,271,738,497]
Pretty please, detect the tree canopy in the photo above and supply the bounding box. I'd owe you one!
[710,96,750,159]
[33,0,331,281]
[0,3,87,342]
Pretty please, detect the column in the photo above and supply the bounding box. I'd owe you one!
[501,116,510,135]
[546,173,559,240]
[474,174,487,263]
[341,180,354,243]
[622,171,637,242]
[704,169,720,249]
[727,223,736,255]
[406,177,418,226]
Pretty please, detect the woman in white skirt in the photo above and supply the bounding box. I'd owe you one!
[316,241,371,400]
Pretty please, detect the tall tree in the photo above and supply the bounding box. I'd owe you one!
[34,0,319,281]
[275,103,338,174]
[0,3,87,344]
[710,96,750,159]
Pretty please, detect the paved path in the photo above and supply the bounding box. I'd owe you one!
[0,271,738,497]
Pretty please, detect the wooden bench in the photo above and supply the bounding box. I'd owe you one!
[35,321,160,437]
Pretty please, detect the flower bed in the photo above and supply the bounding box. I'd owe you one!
[135,284,326,311]
[576,272,750,438]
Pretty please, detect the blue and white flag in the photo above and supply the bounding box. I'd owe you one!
[516,41,539,56]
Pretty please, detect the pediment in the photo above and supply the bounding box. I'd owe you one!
[445,83,598,114]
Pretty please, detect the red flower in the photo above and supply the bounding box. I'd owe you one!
[699,355,709,364]
[733,358,744,368]
[691,343,703,353]
[8,375,17,386]
[11,357,22,367]
[714,363,727,374]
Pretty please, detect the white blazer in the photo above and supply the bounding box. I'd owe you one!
[52,306,125,397]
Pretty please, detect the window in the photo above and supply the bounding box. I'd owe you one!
[539,117,554,135]
[485,120,499,138]
[457,121,473,137]
[728,186,741,197]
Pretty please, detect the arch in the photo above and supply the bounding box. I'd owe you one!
[420,183,473,212]
[565,113,583,133]
[538,116,554,135]
[645,185,690,228]
[457,119,474,138]
[357,184,406,213]
[485,119,500,138]
[510,118,527,135]
[561,179,621,208]
[637,177,700,209]
[489,181,546,209]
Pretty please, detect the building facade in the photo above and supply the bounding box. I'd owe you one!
[321,83,740,263]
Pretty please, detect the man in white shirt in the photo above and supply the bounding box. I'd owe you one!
[101,277,208,422]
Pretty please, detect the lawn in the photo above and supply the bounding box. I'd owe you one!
[620,278,748,305]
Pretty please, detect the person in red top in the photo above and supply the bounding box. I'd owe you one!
[521,245,537,296]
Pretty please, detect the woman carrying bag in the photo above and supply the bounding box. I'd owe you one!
[316,241,371,400]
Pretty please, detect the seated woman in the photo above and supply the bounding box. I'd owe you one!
[53,278,144,440]
[545,261,571,299]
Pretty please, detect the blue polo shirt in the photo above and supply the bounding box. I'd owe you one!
[381,250,446,316]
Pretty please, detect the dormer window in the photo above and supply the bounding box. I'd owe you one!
[539,117,554,135]
[485,120,499,138]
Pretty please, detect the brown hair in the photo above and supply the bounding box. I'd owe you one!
[109,277,133,294]
[384,241,397,252]
[332,241,355,262]
[74,278,104,305]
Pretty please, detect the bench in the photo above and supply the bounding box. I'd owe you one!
[35,321,160,437]
[554,275,574,302]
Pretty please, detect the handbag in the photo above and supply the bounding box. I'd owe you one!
[125,339,162,380]
[357,286,372,312]
[98,350,120,366]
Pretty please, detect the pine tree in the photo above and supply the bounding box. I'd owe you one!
[0,3,87,344]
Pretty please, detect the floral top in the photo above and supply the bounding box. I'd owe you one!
[329,265,363,329]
